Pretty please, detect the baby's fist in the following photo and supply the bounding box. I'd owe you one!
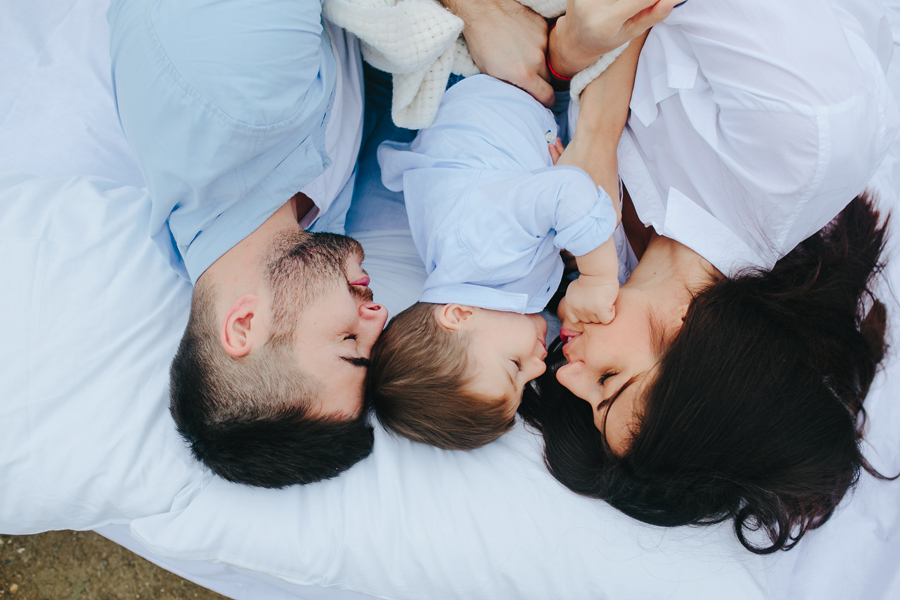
[563,275,618,325]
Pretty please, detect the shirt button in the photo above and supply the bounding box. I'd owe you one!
[545,131,555,143]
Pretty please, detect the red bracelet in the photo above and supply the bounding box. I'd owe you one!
[546,22,573,82]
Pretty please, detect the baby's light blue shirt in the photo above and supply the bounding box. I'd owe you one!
[108,0,339,282]
[379,75,617,314]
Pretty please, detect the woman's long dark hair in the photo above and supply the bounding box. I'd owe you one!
[519,192,894,553]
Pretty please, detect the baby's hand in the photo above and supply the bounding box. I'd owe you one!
[548,137,565,165]
[563,274,619,325]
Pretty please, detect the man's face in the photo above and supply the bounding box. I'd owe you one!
[266,231,388,419]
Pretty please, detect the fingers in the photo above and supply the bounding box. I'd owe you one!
[549,137,566,165]
[622,0,680,35]
[568,305,616,326]
[597,303,616,325]
[524,72,556,108]
[566,308,614,326]
[557,296,569,322]
[537,53,552,88]
[563,304,579,327]
[549,143,561,165]
[612,0,669,21]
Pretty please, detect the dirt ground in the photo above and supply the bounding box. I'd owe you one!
[0,531,226,600]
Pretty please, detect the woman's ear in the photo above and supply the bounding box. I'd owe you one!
[220,294,262,357]
[436,304,476,331]
[664,299,691,339]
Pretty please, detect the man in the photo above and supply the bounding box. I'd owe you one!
[108,0,558,487]
[108,0,389,487]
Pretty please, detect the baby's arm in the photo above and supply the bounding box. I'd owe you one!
[548,137,619,324]
[556,33,649,325]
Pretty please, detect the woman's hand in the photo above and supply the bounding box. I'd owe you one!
[549,0,679,78]
[442,0,555,107]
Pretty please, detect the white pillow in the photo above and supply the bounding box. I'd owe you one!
[0,169,769,596]
[0,172,206,533]
[130,188,900,600]
[131,424,769,600]
[124,222,768,600]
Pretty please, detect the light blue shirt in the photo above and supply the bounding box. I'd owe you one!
[379,76,617,314]
[108,0,340,282]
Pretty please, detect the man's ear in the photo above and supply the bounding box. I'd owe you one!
[221,294,263,357]
[436,304,476,331]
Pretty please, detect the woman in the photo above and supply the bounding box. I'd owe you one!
[520,0,899,554]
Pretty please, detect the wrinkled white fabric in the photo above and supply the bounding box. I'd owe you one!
[571,0,900,277]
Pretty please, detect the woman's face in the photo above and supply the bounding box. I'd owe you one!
[555,287,664,455]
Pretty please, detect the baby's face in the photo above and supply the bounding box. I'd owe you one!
[465,310,549,411]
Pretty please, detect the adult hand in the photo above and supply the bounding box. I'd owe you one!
[550,0,680,78]
[442,0,555,107]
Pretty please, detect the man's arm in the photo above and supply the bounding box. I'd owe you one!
[440,0,554,107]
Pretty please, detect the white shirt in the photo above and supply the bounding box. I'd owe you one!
[380,76,617,313]
[570,0,900,277]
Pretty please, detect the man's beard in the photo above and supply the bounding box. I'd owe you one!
[264,230,366,337]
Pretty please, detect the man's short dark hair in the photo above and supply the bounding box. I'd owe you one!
[169,232,374,488]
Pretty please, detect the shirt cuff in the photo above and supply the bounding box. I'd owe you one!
[554,186,618,256]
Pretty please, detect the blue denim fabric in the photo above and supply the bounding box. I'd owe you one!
[446,72,467,90]
[552,90,571,145]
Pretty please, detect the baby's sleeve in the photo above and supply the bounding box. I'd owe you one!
[445,166,617,274]
[541,167,617,257]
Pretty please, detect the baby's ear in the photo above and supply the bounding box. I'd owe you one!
[436,304,476,331]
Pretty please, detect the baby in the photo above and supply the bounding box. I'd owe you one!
[368,74,622,450]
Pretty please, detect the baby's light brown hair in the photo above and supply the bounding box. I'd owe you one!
[367,302,516,450]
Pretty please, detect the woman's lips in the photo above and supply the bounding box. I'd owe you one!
[559,328,582,344]
[560,328,581,363]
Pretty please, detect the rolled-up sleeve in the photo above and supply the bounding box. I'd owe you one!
[449,167,615,274]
